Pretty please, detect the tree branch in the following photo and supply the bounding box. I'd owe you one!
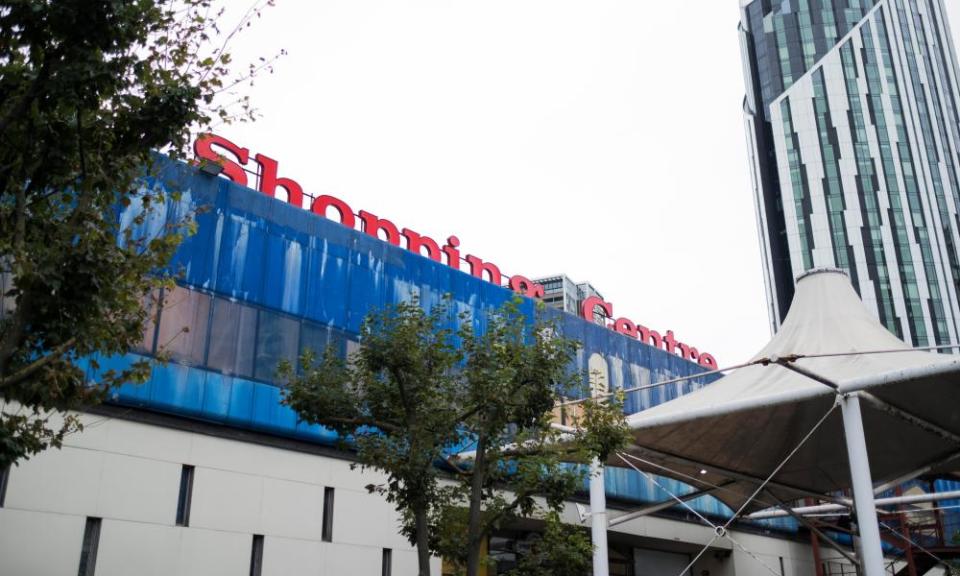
[0,305,24,378]
[0,61,49,139]
[498,443,584,460]
[76,102,87,182]
[314,415,402,434]
[0,337,77,390]
[444,455,473,477]
[389,364,412,426]
[481,491,535,538]
[455,404,483,424]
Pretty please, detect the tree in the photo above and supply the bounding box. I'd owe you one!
[432,298,628,576]
[281,296,630,576]
[0,0,279,468]
[506,511,592,576]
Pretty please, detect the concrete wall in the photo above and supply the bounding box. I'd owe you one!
[0,412,428,576]
[0,412,853,576]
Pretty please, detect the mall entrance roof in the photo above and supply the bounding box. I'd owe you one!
[608,268,960,574]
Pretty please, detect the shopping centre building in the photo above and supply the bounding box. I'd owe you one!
[0,137,954,575]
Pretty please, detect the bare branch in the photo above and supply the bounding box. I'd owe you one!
[0,337,77,390]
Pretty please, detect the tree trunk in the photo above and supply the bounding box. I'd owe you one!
[414,504,432,576]
[465,434,487,576]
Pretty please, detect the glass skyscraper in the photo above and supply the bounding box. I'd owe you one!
[740,0,960,349]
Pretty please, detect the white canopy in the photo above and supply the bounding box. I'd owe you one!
[616,268,960,514]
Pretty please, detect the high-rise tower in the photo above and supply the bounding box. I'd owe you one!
[740,0,960,349]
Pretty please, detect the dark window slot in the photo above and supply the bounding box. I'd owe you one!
[322,487,335,542]
[77,517,102,576]
[0,464,9,507]
[249,534,264,576]
[175,465,195,526]
[382,548,392,576]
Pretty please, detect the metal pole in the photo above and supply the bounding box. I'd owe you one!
[608,484,727,527]
[840,394,886,576]
[746,489,960,519]
[895,486,917,576]
[590,458,609,576]
[810,525,826,576]
[765,491,860,567]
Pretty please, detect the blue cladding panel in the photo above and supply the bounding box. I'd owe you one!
[114,160,731,519]
[151,363,206,416]
[226,377,255,426]
[303,240,349,326]
[936,479,960,541]
[200,372,233,420]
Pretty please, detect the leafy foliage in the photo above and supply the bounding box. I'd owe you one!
[0,0,279,468]
[283,298,463,575]
[506,511,593,576]
[282,295,630,576]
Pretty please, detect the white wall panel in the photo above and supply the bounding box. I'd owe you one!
[392,549,431,576]
[323,541,382,575]
[176,527,252,576]
[260,477,324,540]
[96,519,180,576]
[188,430,321,483]
[331,486,392,547]
[321,455,390,489]
[5,444,103,516]
[190,467,263,534]
[262,536,324,576]
[0,508,84,576]
[79,413,193,464]
[339,486,411,550]
[96,452,181,524]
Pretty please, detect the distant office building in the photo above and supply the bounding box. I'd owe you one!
[740,0,960,349]
[533,274,605,323]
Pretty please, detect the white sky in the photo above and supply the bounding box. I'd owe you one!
[213,1,960,368]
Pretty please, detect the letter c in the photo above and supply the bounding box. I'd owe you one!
[581,296,613,325]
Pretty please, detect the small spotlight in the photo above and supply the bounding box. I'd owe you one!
[699,469,708,475]
[199,161,225,177]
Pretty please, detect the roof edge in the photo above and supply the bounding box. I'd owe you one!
[795,267,848,283]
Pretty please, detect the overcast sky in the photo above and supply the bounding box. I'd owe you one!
[212,1,960,367]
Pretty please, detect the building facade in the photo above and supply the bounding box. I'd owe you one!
[533,274,604,321]
[740,0,960,347]
[0,155,893,575]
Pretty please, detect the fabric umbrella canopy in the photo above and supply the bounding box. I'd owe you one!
[614,268,960,516]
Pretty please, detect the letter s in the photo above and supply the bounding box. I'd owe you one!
[194,134,249,186]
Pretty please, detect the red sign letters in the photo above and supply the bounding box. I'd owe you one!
[194,134,717,369]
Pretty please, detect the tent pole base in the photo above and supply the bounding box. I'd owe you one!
[840,394,886,576]
[590,459,609,576]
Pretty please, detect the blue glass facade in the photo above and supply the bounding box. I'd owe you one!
[85,159,786,525]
